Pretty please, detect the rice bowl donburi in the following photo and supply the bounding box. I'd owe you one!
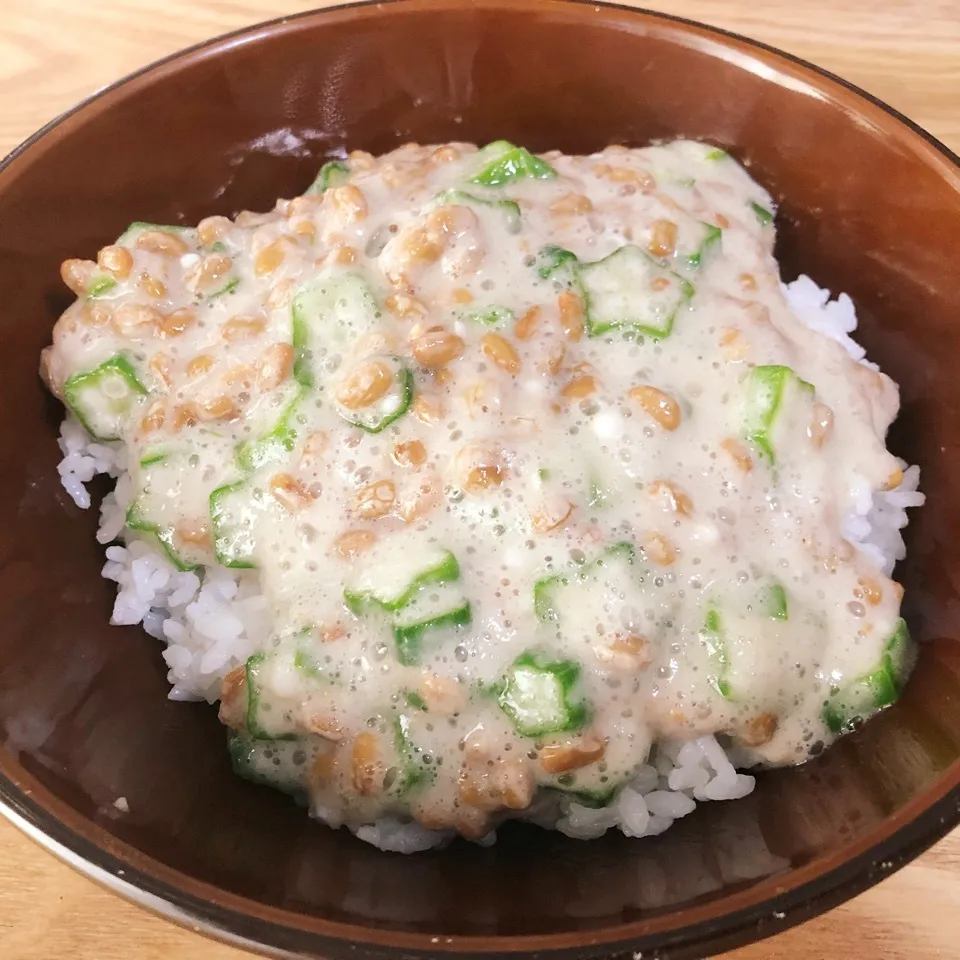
[42,139,924,852]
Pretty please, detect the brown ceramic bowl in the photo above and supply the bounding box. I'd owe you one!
[1,1,959,957]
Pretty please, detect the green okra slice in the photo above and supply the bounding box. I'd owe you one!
[576,245,693,339]
[469,140,557,186]
[497,651,589,738]
[63,354,147,442]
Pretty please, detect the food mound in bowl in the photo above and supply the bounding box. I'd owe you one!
[41,140,924,852]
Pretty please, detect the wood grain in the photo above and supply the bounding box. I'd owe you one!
[0,1,957,958]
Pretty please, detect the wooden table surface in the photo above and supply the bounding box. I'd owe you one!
[0,1,958,957]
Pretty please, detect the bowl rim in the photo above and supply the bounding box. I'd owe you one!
[2,1,959,957]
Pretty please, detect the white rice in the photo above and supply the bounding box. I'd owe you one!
[783,275,924,577]
[56,275,924,853]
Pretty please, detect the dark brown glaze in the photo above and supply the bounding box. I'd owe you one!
[0,1,958,957]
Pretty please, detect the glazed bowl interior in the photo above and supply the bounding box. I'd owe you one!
[1,1,960,958]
